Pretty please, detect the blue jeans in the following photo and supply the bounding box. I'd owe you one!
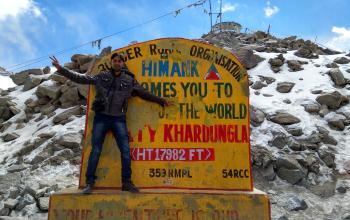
[86,113,131,185]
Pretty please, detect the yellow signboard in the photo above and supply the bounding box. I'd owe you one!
[79,38,252,190]
[49,189,270,220]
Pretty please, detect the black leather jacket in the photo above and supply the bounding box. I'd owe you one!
[58,67,165,116]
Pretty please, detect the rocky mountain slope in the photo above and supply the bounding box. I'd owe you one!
[0,32,349,219]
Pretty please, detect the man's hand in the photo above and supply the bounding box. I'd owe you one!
[49,56,62,71]
[164,100,175,107]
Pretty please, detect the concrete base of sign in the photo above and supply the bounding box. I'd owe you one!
[49,188,270,220]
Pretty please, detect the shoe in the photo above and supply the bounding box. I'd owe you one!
[82,184,94,194]
[122,181,139,193]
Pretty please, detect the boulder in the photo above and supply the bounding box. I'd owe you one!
[302,102,320,113]
[23,76,42,91]
[38,131,56,139]
[262,164,276,181]
[294,46,319,59]
[287,60,303,72]
[276,157,307,184]
[74,83,89,99]
[253,31,267,39]
[78,55,95,66]
[15,194,36,210]
[27,68,44,75]
[277,168,306,184]
[316,127,337,145]
[316,91,348,109]
[251,81,267,90]
[10,71,29,85]
[71,54,85,63]
[40,105,56,115]
[325,113,346,130]
[56,132,82,149]
[3,198,19,209]
[38,197,49,211]
[277,215,288,220]
[0,97,10,106]
[9,106,20,115]
[288,138,302,151]
[52,106,83,124]
[276,157,304,170]
[21,185,39,198]
[318,104,330,117]
[268,112,301,125]
[342,213,350,220]
[268,54,284,69]
[36,81,62,100]
[50,73,68,84]
[286,127,303,136]
[250,106,265,127]
[3,132,19,142]
[276,82,295,93]
[99,46,112,57]
[0,203,10,216]
[303,154,320,173]
[317,147,336,168]
[328,68,347,87]
[0,173,21,194]
[8,187,21,199]
[258,75,276,84]
[80,61,94,72]
[234,48,264,69]
[320,48,341,55]
[38,97,50,105]
[251,145,275,168]
[269,133,288,149]
[7,164,27,173]
[336,181,350,194]
[309,181,336,198]
[59,86,80,107]
[325,62,339,68]
[279,194,308,211]
[334,57,350,64]
[298,132,322,145]
[64,62,79,70]
[311,89,323,94]
[282,99,292,104]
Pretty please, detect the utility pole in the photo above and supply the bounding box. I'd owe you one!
[208,0,222,32]
[209,0,213,32]
[219,0,222,32]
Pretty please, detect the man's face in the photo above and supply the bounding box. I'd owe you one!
[111,56,124,71]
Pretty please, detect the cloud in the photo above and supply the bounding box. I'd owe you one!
[222,3,238,13]
[0,0,43,20]
[0,1,45,69]
[325,26,350,52]
[264,1,279,18]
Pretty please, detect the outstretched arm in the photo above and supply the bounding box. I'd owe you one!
[132,79,174,107]
[49,56,97,85]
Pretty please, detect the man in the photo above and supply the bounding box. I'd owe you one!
[50,54,172,194]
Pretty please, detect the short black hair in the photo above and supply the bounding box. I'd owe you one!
[111,53,124,60]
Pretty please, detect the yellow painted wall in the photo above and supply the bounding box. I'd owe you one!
[49,189,270,220]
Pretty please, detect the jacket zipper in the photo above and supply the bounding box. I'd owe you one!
[107,76,116,113]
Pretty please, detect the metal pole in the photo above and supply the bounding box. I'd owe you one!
[209,0,213,32]
[219,0,222,32]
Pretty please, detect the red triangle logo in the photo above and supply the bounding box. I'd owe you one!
[205,70,221,80]
[204,64,221,80]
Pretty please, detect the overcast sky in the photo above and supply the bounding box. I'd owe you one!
[1,0,349,72]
